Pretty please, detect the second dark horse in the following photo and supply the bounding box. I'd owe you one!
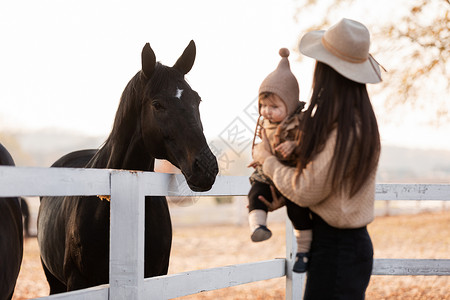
[38,41,218,293]
[0,143,23,300]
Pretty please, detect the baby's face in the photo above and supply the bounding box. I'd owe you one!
[259,94,287,123]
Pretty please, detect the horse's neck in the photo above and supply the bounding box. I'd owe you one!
[89,132,155,171]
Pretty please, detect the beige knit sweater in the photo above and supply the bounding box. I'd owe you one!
[262,128,377,229]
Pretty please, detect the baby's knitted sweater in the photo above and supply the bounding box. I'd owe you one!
[262,128,376,229]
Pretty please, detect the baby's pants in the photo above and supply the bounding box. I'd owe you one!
[248,181,312,230]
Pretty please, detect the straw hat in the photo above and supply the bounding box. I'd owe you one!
[299,18,382,84]
[259,48,300,116]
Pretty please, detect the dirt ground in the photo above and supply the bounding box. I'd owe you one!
[12,211,450,300]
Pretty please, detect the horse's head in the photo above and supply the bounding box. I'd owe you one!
[138,41,218,192]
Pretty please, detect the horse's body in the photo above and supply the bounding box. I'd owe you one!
[38,42,218,293]
[0,143,23,300]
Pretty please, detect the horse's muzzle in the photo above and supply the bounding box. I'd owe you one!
[184,149,218,192]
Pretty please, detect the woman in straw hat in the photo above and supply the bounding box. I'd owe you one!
[252,18,382,299]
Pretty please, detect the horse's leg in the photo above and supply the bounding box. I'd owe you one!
[63,244,91,291]
[20,198,30,237]
[144,196,172,277]
[6,291,13,300]
[65,270,90,291]
[41,259,67,294]
[63,256,91,291]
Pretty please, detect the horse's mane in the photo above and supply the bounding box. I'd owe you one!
[86,63,180,169]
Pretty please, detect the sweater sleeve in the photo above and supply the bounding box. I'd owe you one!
[262,129,337,207]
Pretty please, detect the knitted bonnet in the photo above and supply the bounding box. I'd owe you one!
[259,48,300,116]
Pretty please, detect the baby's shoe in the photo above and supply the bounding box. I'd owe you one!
[251,225,272,242]
[293,252,310,273]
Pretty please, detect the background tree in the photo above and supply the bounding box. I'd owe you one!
[294,0,449,124]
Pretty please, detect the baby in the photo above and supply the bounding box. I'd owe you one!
[247,48,312,273]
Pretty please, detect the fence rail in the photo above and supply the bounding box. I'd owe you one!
[0,166,449,300]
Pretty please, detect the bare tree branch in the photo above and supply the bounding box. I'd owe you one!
[294,0,450,124]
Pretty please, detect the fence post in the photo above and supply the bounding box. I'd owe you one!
[285,218,305,299]
[110,171,145,300]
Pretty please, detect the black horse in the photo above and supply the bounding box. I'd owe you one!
[38,41,218,294]
[0,143,23,300]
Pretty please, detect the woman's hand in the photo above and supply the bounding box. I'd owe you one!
[258,185,286,212]
[251,129,272,165]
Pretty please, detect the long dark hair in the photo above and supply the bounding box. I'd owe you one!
[296,62,380,197]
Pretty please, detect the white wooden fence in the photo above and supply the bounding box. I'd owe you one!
[0,166,449,300]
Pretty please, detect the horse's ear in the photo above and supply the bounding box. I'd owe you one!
[173,40,196,75]
[141,43,156,79]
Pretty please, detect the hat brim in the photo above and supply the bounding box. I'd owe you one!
[299,30,381,84]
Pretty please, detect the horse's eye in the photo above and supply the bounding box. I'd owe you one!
[151,100,164,111]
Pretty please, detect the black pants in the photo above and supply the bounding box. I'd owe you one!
[248,181,312,230]
[303,212,373,300]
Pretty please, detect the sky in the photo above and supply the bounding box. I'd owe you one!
[1,0,449,151]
